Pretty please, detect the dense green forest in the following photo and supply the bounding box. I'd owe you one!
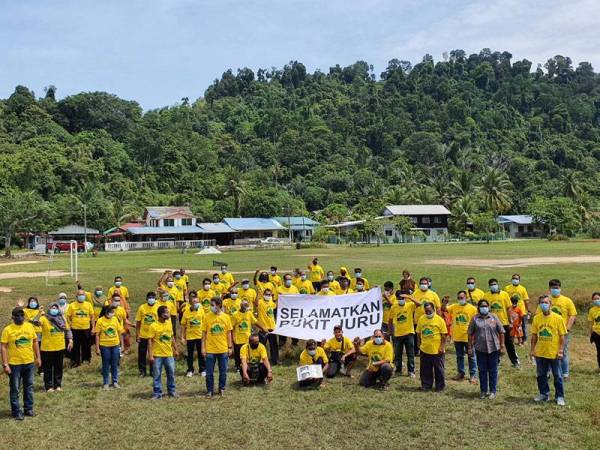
[1,48,600,247]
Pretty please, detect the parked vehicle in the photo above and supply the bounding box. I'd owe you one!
[47,241,94,253]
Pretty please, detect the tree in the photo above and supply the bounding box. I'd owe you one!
[391,216,414,242]
[478,168,512,214]
[471,212,498,242]
[223,167,248,217]
[528,196,581,237]
[451,195,477,233]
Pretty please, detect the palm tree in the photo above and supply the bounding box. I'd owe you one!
[478,168,512,214]
[223,167,248,217]
[450,171,478,199]
[451,195,477,232]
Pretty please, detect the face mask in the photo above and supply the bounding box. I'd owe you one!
[301,275,307,281]
[106,313,115,319]
[355,272,362,278]
[77,295,86,302]
[550,288,561,297]
[419,284,428,291]
[426,312,434,319]
[398,299,406,306]
[167,281,174,288]
[250,343,259,349]
[115,281,122,287]
[327,275,334,281]
[58,298,67,306]
[49,308,59,316]
[112,302,120,308]
[322,287,329,293]
[203,284,211,291]
[242,283,249,290]
[356,284,364,291]
[466,283,475,290]
[270,270,276,275]
[540,303,551,313]
[231,293,238,299]
[307,349,316,356]
[374,337,384,345]
[175,275,181,280]
[95,290,103,297]
[593,299,600,307]
[458,298,467,306]
[210,305,218,313]
[147,297,156,305]
[29,301,38,309]
[511,279,520,286]
[284,280,292,287]
[490,284,499,293]
[192,303,200,311]
[221,268,227,274]
[264,296,273,302]
[13,315,25,325]
[479,307,489,315]
[162,295,170,302]
[213,278,219,284]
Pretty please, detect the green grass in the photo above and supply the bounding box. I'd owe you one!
[1,240,600,449]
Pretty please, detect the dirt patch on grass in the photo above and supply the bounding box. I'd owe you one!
[148,268,293,275]
[0,260,41,267]
[0,287,13,292]
[427,255,600,268]
[0,270,70,280]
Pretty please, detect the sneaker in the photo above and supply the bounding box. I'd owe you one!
[139,373,146,378]
[534,394,549,402]
[168,392,179,398]
[201,371,206,377]
[24,410,36,417]
[151,395,161,401]
[205,392,213,398]
[46,388,55,393]
[186,371,193,378]
[489,393,497,400]
[409,372,416,378]
[55,387,62,392]
[469,377,478,385]
[512,362,521,369]
[479,392,488,399]
[556,397,566,406]
[563,375,570,382]
[14,413,24,421]
[111,382,121,389]
[102,384,110,391]
[218,389,225,397]
[452,373,465,381]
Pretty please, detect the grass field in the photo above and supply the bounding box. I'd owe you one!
[1,240,600,449]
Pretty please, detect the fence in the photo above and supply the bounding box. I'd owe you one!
[104,239,216,252]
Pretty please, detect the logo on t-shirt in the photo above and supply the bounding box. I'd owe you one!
[190,318,201,327]
[299,288,308,294]
[210,324,224,335]
[551,307,561,316]
[202,299,210,307]
[422,328,434,337]
[266,308,274,317]
[105,327,117,337]
[397,314,407,323]
[491,303,502,312]
[239,321,249,330]
[75,310,88,317]
[159,333,171,342]
[143,314,155,325]
[539,328,553,340]
[455,314,468,324]
[50,325,62,335]
[15,336,31,347]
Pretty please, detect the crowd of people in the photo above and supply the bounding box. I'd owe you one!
[2,256,600,420]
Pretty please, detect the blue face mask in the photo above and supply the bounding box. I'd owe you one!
[147,297,156,305]
[550,288,561,297]
[398,299,406,306]
[77,295,86,302]
[49,308,59,316]
[95,290,103,297]
[466,283,475,290]
[29,301,38,309]
[540,303,550,313]
[479,307,489,315]
[593,299,600,307]
[175,275,181,280]
[374,337,384,345]
[355,272,362,278]
[511,279,520,286]
[58,298,67,306]
[419,284,428,291]
[490,284,499,293]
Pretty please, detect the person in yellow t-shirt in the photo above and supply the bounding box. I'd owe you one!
[40,303,73,392]
[504,273,530,341]
[157,289,178,338]
[308,257,325,291]
[292,268,302,288]
[296,270,316,295]
[254,271,277,302]
[66,293,96,367]
[269,266,283,287]
[388,290,420,377]
[23,296,43,341]
[220,265,235,286]
[179,268,189,288]
[107,293,132,353]
[256,289,279,366]
[416,302,447,391]
[322,325,356,378]
[339,266,351,281]
[198,278,217,313]
[413,278,442,355]
[232,301,258,370]
[316,280,336,296]
[325,271,341,293]
[135,292,159,377]
[211,273,231,298]
[107,276,130,306]
[1,307,41,419]
[350,268,370,291]
[353,329,394,390]
[336,276,354,295]
[447,291,478,383]
[530,295,566,405]
[466,277,485,305]
[181,297,206,377]
[223,288,242,316]
[94,306,124,389]
[240,334,273,385]
[201,297,233,397]
[238,279,257,310]
[588,292,600,371]
[277,274,300,348]
[298,339,329,388]
[483,278,520,368]
[148,306,179,399]
[381,282,397,337]
[173,270,188,314]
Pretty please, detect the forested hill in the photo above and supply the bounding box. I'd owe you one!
[1,49,600,236]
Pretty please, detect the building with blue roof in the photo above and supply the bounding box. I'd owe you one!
[273,216,319,241]
[223,218,286,240]
[496,215,543,238]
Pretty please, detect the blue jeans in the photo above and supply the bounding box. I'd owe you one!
[9,363,35,416]
[476,351,499,394]
[152,356,176,397]
[205,353,228,393]
[536,357,564,399]
[560,333,570,376]
[100,345,120,385]
[455,342,477,377]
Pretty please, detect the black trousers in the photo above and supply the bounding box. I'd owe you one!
[503,325,520,365]
[592,332,600,368]
[259,331,279,365]
[233,343,243,368]
[71,329,92,365]
[186,339,205,373]
[138,338,152,376]
[41,350,64,390]
[420,352,445,391]
[359,363,393,387]
[326,352,356,378]
[241,363,268,384]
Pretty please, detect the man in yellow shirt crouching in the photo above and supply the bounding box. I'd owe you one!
[353,329,394,390]
[240,334,273,385]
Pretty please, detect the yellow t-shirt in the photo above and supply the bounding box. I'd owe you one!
[413,289,441,322]
[239,287,257,308]
[135,303,159,339]
[416,314,448,355]
[157,299,177,317]
[240,343,268,364]
[309,264,325,282]
[181,308,205,340]
[296,280,316,295]
[389,301,417,336]
[94,316,123,347]
[299,346,328,365]
[114,306,127,328]
[182,274,190,286]
[323,336,353,353]
[198,289,217,313]
[23,308,42,334]
[317,290,336,296]
[350,277,370,290]
[161,284,181,303]
[232,311,257,345]
[359,340,394,371]
[39,316,68,352]
[588,306,600,335]
[277,285,299,298]
[211,281,227,297]
[108,285,130,301]
[174,278,187,301]
[149,320,174,357]
[535,295,577,327]
[202,312,233,354]
[256,299,277,331]
[382,294,398,324]
[1,322,37,365]
[483,291,511,326]
[447,303,478,343]
[328,280,341,293]
[255,281,277,301]
[223,297,241,316]
[504,284,529,314]
[66,301,95,330]
[221,272,235,286]
[269,274,283,287]
[466,288,485,305]
[531,312,567,359]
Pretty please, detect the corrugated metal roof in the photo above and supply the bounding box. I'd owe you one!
[224,218,286,231]
[384,205,451,216]
[50,225,100,235]
[324,220,365,229]
[145,206,194,219]
[127,226,203,235]
[496,215,534,225]
[273,216,319,226]
[197,222,235,233]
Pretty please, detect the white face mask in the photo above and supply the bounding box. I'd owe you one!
[264,296,273,302]
[322,287,329,293]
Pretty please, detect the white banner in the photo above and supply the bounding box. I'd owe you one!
[275,287,382,341]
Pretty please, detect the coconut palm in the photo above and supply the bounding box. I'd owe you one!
[451,195,477,232]
[223,167,248,217]
[450,171,478,199]
[478,168,512,214]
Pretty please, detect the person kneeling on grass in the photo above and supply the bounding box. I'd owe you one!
[148,306,179,400]
[353,329,394,390]
[322,325,356,378]
[94,305,124,390]
[530,295,567,406]
[240,334,273,385]
[298,339,329,388]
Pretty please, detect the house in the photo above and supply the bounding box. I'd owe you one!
[196,222,236,246]
[103,221,144,242]
[381,204,451,241]
[223,218,286,241]
[273,216,319,241]
[496,215,543,238]
[49,225,100,241]
[143,206,196,227]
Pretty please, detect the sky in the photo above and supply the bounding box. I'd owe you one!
[1,0,599,110]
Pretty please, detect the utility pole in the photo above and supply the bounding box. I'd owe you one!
[287,205,292,242]
[83,203,87,253]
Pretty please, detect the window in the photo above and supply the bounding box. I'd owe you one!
[182,218,192,226]
[163,219,175,227]
[411,216,418,224]
[149,219,159,227]
[434,216,441,224]
[422,216,430,224]
[385,229,393,237]
[518,225,524,233]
